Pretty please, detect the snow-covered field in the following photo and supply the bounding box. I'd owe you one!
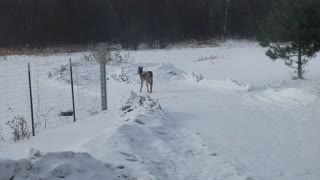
[1,40,320,180]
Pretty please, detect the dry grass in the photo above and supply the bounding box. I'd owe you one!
[0,44,99,56]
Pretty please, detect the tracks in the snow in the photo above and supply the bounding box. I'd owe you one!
[117,111,244,180]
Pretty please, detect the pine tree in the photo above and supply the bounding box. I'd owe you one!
[258,0,320,79]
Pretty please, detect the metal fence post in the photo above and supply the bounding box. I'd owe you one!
[28,63,35,136]
[69,58,76,122]
[100,63,107,110]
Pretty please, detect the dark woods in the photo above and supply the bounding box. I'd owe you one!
[0,0,272,48]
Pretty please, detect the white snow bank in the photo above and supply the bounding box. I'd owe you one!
[225,78,252,91]
[0,149,136,180]
[121,91,162,116]
[154,63,187,81]
[185,72,204,83]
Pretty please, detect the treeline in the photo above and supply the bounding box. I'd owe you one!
[0,0,272,48]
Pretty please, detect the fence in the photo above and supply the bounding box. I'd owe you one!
[0,55,104,141]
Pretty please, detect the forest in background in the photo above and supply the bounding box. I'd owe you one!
[0,0,272,48]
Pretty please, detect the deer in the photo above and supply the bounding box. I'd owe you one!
[137,66,153,93]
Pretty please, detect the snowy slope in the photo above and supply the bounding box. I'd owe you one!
[1,40,320,180]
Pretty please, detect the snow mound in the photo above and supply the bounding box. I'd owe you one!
[225,78,252,91]
[186,72,204,83]
[26,147,41,158]
[154,63,187,81]
[121,91,162,115]
[0,150,135,180]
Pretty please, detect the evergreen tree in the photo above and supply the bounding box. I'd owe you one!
[258,0,320,79]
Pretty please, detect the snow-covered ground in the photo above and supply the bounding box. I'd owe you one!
[1,40,320,180]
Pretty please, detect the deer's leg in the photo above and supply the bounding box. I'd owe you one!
[140,80,143,92]
[146,81,149,93]
[149,79,152,93]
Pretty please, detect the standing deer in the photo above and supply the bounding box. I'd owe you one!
[137,66,153,93]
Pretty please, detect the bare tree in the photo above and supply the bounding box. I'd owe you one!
[223,0,232,38]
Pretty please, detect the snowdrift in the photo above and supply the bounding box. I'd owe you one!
[121,91,161,116]
[0,149,135,180]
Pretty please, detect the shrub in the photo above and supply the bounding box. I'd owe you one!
[6,116,31,142]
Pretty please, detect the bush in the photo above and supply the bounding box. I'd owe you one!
[113,51,134,64]
[0,126,5,141]
[6,116,31,142]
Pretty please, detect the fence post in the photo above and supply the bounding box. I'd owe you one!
[100,63,107,110]
[28,63,35,136]
[69,58,76,122]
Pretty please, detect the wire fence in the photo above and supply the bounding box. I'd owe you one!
[0,55,102,142]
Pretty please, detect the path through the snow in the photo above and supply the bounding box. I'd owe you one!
[153,81,320,180]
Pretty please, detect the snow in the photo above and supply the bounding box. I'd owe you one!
[1,40,320,180]
[0,150,137,180]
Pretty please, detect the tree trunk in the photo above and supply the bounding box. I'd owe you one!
[297,47,303,79]
[223,0,231,38]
